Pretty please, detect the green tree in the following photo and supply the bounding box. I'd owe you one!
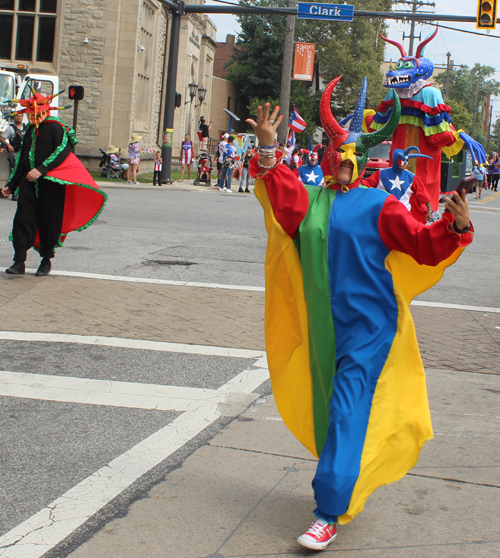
[227,0,392,133]
[444,98,472,135]
[434,64,500,137]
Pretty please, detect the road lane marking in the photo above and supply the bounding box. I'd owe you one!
[0,370,271,413]
[16,272,500,315]
[0,332,266,360]
[411,301,500,314]
[25,269,267,291]
[0,362,269,558]
[476,191,500,204]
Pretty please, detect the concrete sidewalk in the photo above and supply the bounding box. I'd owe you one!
[1,273,499,557]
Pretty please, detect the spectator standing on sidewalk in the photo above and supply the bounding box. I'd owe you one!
[488,152,500,192]
[218,135,237,192]
[474,164,486,199]
[153,151,162,186]
[127,134,142,185]
[179,134,195,182]
[216,133,229,182]
[198,117,211,151]
[0,113,26,201]
[238,146,254,193]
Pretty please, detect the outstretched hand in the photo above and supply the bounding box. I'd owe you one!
[246,103,283,147]
[444,189,470,231]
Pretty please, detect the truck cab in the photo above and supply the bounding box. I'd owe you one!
[0,64,59,184]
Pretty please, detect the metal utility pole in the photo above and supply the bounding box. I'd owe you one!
[396,1,436,55]
[445,52,452,99]
[160,7,182,185]
[471,80,480,136]
[486,104,494,153]
[277,0,297,144]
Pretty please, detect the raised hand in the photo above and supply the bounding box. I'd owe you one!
[445,188,470,231]
[246,103,283,148]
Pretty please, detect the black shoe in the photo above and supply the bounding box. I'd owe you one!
[238,189,244,193]
[11,194,18,201]
[35,258,51,277]
[245,189,251,193]
[5,261,25,275]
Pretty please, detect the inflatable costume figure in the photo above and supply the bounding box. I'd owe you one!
[3,91,107,276]
[363,146,433,222]
[371,28,486,211]
[295,137,324,187]
[249,76,474,550]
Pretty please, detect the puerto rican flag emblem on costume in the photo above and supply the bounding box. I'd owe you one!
[289,105,307,133]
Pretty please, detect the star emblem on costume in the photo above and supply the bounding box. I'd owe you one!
[305,169,319,183]
[388,175,405,191]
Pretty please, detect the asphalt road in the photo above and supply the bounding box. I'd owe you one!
[0,186,499,306]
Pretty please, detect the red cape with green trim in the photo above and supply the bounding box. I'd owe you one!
[37,152,107,249]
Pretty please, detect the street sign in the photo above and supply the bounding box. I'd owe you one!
[297,3,354,21]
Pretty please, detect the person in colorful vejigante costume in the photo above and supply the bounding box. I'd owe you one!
[246,76,474,551]
[295,138,324,187]
[370,28,486,212]
[1,92,107,277]
[363,146,433,223]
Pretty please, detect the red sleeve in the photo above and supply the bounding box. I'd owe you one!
[411,176,431,205]
[424,130,456,148]
[250,154,309,238]
[379,196,473,265]
[362,170,380,189]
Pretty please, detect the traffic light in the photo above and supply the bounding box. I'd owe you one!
[68,85,84,101]
[477,0,497,29]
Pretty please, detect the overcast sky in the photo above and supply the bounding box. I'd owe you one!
[206,0,500,87]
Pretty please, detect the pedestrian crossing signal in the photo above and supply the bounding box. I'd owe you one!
[68,85,84,101]
[477,0,497,29]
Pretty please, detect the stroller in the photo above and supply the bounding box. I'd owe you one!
[193,152,213,186]
[99,147,129,180]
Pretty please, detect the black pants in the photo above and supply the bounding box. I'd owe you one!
[489,174,499,191]
[12,178,65,261]
[153,170,161,185]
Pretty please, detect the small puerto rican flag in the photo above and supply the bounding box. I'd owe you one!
[289,105,307,133]
[287,129,296,149]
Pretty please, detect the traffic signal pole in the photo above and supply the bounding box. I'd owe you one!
[160,5,182,185]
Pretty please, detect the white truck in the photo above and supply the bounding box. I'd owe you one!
[0,64,59,183]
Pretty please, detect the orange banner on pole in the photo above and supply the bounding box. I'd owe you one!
[293,42,315,81]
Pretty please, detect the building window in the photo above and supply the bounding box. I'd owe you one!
[227,97,231,111]
[0,0,57,62]
[135,0,156,130]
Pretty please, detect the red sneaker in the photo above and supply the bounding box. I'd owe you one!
[297,518,337,550]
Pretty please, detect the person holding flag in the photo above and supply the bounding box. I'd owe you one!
[289,105,307,134]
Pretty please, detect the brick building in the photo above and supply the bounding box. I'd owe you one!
[0,0,217,167]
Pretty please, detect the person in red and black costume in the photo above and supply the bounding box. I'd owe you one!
[2,92,107,277]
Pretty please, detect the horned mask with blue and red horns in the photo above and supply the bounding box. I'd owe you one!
[380,27,438,89]
[320,76,401,183]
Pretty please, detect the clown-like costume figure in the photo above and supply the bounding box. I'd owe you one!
[2,92,107,276]
[370,29,485,211]
[246,77,474,551]
[363,146,433,223]
[295,145,324,187]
